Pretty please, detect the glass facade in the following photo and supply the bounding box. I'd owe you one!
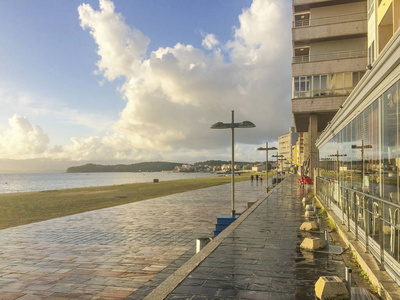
[319,78,400,204]
[293,71,365,98]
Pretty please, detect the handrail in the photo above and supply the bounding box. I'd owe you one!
[316,175,400,287]
[317,176,400,208]
[293,12,366,28]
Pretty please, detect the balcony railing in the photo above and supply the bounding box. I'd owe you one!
[316,176,400,286]
[294,12,366,28]
[293,49,367,63]
[293,88,352,98]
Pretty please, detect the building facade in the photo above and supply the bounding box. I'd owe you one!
[316,0,400,287]
[278,127,299,171]
[292,0,368,177]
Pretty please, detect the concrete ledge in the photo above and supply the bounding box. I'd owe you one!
[316,195,400,300]
[144,185,278,300]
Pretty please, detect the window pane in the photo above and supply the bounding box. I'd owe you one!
[313,76,320,91]
[329,74,336,89]
[353,72,359,87]
[344,73,352,88]
[300,77,305,91]
[382,83,398,202]
[294,77,299,92]
[306,76,311,91]
[321,75,327,90]
[336,73,343,89]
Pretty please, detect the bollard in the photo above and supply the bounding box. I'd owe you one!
[324,230,329,247]
[345,267,352,300]
[317,216,321,231]
[196,237,212,253]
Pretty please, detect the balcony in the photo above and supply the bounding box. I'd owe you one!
[293,49,366,63]
[293,13,367,42]
[292,95,346,132]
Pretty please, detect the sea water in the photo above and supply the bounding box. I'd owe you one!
[0,172,218,194]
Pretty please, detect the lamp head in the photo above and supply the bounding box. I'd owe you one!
[210,122,231,129]
[238,121,256,128]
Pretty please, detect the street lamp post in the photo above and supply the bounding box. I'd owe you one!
[329,151,347,183]
[257,142,277,192]
[352,140,372,193]
[211,110,256,216]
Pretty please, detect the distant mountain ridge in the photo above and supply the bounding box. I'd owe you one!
[65,160,257,173]
[66,162,181,173]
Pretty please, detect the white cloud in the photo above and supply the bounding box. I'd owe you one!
[0,0,292,163]
[0,115,49,159]
[78,0,150,81]
[202,33,219,50]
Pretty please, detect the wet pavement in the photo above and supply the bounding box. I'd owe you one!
[145,175,350,299]
[0,180,268,299]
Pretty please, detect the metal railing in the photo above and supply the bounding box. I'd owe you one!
[293,49,367,64]
[294,12,366,28]
[316,177,400,286]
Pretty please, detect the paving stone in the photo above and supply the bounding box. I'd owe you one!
[165,176,349,299]
[0,181,268,298]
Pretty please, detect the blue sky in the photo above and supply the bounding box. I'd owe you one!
[0,0,292,171]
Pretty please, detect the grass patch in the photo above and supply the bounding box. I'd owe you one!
[0,175,251,230]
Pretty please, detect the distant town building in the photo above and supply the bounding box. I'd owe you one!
[252,164,265,172]
[278,127,299,171]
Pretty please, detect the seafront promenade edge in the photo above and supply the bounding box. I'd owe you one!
[135,175,382,299]
[0,179,267,299]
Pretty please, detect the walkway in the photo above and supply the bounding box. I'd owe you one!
[0,180,267,299]
[141,175,357,299]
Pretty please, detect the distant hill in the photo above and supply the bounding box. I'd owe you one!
[66,162,182,173]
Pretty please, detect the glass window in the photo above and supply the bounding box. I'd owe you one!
[329,74,336,90]
[344,73,352,88]
[294,77,299,92]
[382,83,399,202]
[321,75,327,90]
[353,72,359,87]
[313,76,320,91]
[337,73,344,89]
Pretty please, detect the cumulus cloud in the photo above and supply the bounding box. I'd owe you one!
[0,115,49,159]
[1,0,292,162]
[202,33,219,50]
[77,0,291,160]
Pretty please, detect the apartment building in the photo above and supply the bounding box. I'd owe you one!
[278,127,299,171]
[292,0,368,177]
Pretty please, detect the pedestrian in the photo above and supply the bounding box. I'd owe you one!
[251,175,254,182]
[256,174,259,181]
[260,175,263,181]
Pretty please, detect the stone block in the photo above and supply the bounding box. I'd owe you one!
[315,276,349,300]
[300,237,325,251]
[300,221,318,231]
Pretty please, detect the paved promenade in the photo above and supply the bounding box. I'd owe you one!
[0,179,267,299]
[142,175,355,299]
